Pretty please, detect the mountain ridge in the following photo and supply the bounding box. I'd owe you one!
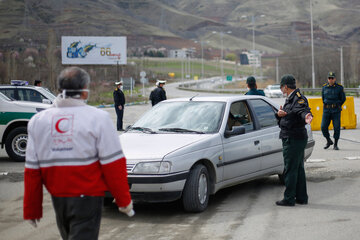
[0,0,359,54]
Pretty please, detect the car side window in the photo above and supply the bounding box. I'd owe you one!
[227,101,254,132]
[249,99,278,128]
[0,89,17,100]
[18,89,44,102]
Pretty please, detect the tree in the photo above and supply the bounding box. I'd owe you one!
[225,53,237,62]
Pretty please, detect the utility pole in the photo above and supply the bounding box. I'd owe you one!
[212,31,231,88]
[252,15,255,51]
[181,57,184,82]
[340,46,344,86]
[276,57,279,84]
[220,32,224,88]
[201,41,204,79]
[252,15,256,76]
[310,0,315,88]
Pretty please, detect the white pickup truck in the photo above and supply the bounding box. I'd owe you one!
[0,92,50,161]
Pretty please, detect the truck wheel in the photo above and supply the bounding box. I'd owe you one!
[5,127,27,162]
[182,164,210,213]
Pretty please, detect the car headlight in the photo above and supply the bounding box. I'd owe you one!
[133,161,171,174]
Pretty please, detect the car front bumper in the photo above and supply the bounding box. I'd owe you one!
[106,171,189,203]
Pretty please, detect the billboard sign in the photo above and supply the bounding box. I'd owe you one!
[61,36,127,65]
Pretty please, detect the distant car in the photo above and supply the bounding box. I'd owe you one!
[264,84,283,98]
[0,92,50,161]
[113,96,315,212]
[0,80,56,104]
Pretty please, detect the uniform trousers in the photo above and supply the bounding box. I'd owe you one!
[115,107,124,130]
[282,138,308,204]
[51,196,103,240]
[321,111,341,140]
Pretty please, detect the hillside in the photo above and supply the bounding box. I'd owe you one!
[0,0,359,55]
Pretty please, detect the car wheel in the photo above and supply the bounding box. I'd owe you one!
[5,127,27,162]
[182,164,210,213]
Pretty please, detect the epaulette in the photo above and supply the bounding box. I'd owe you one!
[336,82,343,87]
[322,83,328,87]
[296,92,301,98]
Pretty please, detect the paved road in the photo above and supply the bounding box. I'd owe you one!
[1,83,360,240]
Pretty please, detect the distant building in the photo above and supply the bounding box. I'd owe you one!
[168,48,195,59]
[239,51,261,67]
[239,53,249,65]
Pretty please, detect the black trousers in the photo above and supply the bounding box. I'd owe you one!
[282,138,308,204]
[51,196,103,240]
[321,111,341,140]
[115,106,124,130]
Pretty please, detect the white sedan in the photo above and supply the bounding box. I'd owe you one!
[117,96,315,212]
[264,84,283,98]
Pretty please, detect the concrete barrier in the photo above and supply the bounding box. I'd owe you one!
[308,96,357,131]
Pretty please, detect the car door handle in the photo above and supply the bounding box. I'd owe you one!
[254,140,260,145]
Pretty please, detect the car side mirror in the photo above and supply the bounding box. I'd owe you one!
[42,99,52,104]
[224,126,245,138]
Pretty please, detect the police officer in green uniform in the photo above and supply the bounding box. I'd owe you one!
[245,76,265,96]
[321,72,346,150]
[275,74,313,207]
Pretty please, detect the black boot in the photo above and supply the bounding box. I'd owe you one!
[324,138,333,149]
[333,139,339,150]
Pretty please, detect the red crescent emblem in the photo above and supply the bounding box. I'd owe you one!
[55,118,69,133]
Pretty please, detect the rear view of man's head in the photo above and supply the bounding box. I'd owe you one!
[57,67,90,98]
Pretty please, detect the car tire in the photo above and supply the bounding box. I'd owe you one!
[5,127,27,162]
[182,164,210,213]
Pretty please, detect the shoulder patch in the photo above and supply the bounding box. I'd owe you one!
[296,92,301,97]
[298,99,305,104]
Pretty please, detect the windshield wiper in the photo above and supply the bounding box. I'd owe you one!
[158,128,205,134]
[129,127,157,134]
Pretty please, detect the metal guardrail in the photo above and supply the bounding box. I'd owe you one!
[301,88,360,97]
[178,81,360,96]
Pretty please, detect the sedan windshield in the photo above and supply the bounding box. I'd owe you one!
[131,101,225,133]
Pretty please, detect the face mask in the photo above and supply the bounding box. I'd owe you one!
[61,89,90,102]
[120,86,123,91]
[280,86,287,97]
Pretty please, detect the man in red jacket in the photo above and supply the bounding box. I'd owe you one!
[24,67,134,240]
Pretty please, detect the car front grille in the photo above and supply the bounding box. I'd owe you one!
[126,163,135,173]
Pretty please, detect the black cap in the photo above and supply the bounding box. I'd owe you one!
[246,76,256,84]
[328,72,336,78]
[280,74,296,86]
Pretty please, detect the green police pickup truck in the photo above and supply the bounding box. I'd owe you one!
[0,92,50,161]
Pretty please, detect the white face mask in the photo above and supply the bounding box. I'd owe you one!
[120,86,123,91]
[280,86,288,97]
[61,89,90,102]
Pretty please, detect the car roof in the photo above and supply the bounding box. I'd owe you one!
[164,95,268,103]
[0,85,39,88]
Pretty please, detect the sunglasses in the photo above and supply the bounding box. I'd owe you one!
[328,77,334,80]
